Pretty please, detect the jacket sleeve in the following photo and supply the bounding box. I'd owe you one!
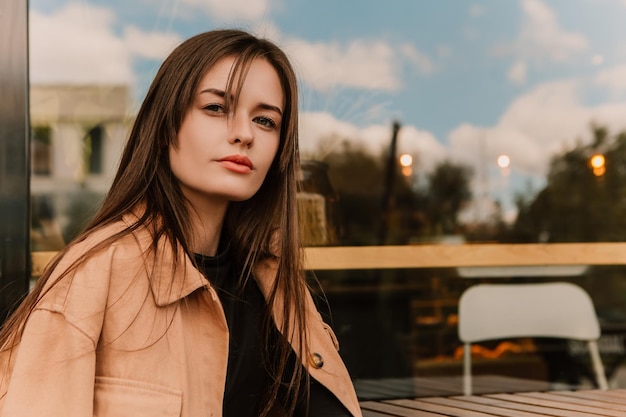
[1,308,97,416]
[0,242,114,417]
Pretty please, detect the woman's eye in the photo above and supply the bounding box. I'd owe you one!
[253,116,277,129]
[203,103,225,113]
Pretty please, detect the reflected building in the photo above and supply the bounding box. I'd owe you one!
[30,84,132,247]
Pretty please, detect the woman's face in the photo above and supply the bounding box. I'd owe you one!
[170,56,283,208]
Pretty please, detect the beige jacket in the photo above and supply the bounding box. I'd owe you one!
[0,218,362,417]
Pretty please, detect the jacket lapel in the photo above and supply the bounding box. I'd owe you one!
[122,213,208,307]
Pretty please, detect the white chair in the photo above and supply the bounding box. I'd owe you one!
[458,282,608,395]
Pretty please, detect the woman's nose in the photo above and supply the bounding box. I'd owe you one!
[228,113,253,146]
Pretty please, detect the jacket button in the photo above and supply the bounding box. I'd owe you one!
[309,352,324,369]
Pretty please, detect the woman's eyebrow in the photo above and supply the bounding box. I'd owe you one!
[199,88,226,97]
[258,103,283,116]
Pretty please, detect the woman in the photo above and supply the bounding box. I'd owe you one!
[0,29,361,417]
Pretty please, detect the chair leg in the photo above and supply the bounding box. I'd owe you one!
[463,343,472,395]
[587,341,608,390]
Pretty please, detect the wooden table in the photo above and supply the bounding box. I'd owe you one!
[354,375,552,401]
[360,388,626,416]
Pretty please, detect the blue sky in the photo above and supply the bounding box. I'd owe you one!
[28,0,626,221]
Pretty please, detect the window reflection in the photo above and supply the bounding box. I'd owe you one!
[84,124,104,175]
[31,125,52,176]
[30,85,129,243]
[27,0,626,398]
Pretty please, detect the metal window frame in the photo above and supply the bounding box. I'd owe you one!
[0,0,30,320]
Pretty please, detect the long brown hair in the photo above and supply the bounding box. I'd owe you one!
[0,29,306,415]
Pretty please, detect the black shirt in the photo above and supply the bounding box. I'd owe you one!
[194,249,351,417]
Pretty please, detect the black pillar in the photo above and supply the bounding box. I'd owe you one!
[378,120,401,245]
[0,0,30,321]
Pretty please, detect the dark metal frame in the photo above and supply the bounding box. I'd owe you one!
[0,0,30,320]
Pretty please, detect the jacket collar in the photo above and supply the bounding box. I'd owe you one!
[122,212,209,307]
[121,208,281,307]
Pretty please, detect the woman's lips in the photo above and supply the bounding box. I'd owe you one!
[218,155,253,173]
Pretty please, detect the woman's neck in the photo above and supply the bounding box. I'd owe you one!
[191,224,223,256]
[184,196,229,257]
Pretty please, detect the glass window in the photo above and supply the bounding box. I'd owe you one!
[27,0,626,399]
[84,124,103,175]
[31,125,51,176]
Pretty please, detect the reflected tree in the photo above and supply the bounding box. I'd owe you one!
[318,139,473,245]
[324,141,390,245]
[513,126,626,243]
[511,126,626,367]
[426,160,473,236]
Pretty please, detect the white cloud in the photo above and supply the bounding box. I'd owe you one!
[594,64,626,92]
[508,59,528,84]
[30,3,182,86]
[463,80,586,175]
[123,26,181,60]
[493,0,588,83]
[299,111,446,172]
[518,0,588,61]
[260,23,435,93]
[400,44,436,75]
[469,4,485,17]
[587,101,626,137]
[299,112,361,157]
[283,37,436,92]
[449,122,549,179]
[250,24,435,93]
[179,0,271,22]
[449,77,626,180]
[30,4,133,84]
[498,80,587,148]
[284,38,401,92]
[448,68,626,221]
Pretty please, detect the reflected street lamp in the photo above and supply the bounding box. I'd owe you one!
[589,153,605,177]
[400,153,413,176]
[497,154,510,176]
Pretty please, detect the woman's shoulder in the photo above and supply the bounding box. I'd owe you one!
[40,219,153,302]
[58,220,145,267]
[25,220,156,348]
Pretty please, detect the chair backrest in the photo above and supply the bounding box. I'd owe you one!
[459,282,600,343]
[458,282,607,395]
